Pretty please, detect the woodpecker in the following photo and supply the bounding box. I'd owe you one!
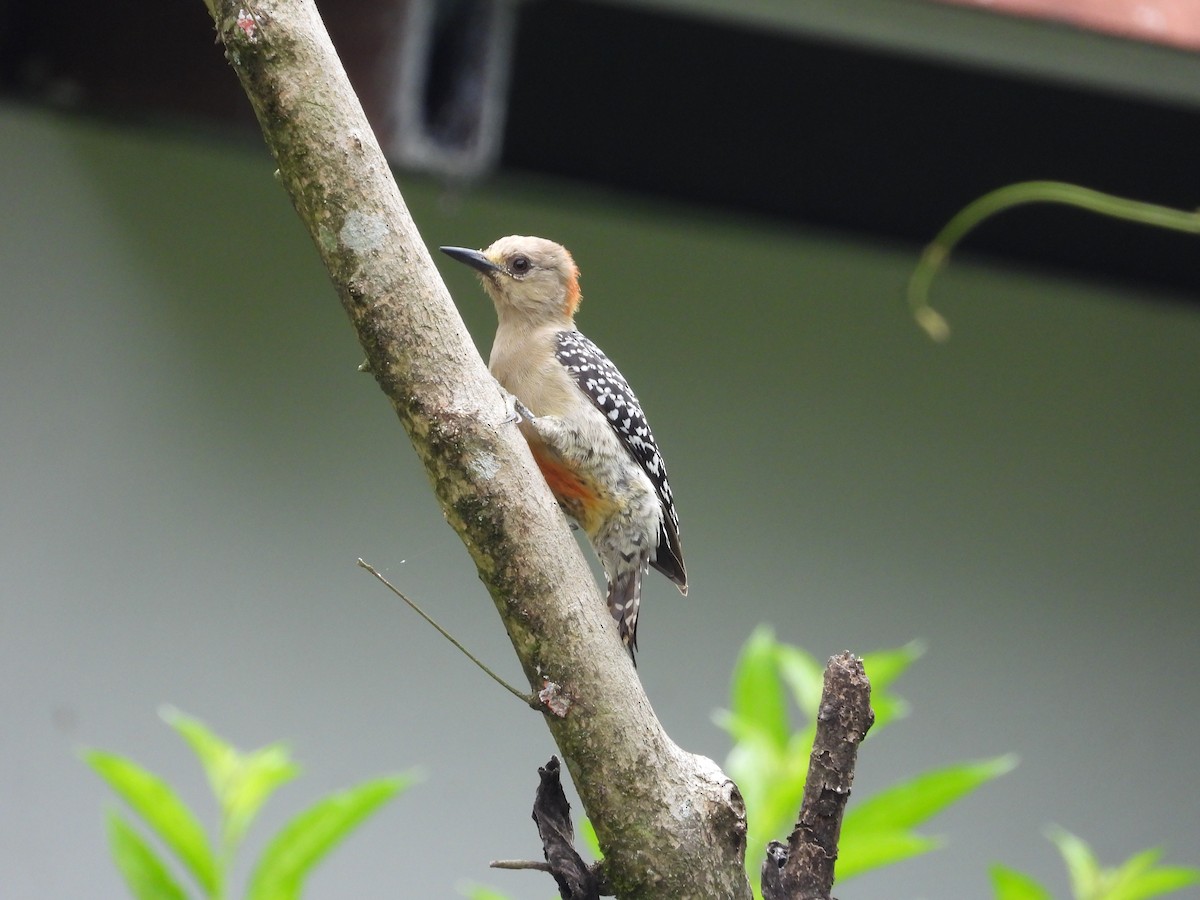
[441,236,687,658]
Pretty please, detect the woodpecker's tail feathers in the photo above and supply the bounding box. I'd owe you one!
[651,520,687,596]
[607,562,647,663]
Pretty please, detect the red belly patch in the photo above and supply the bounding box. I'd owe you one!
[529,447,614,531]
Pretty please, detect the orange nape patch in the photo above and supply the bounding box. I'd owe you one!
[562,256,582,318]
[530,447,614,533]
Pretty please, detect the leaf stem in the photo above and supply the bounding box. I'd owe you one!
[907,180,1200,341]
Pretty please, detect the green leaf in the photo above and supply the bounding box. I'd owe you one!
[105,810,191,900]
[247,774,415,900]
[774,643,825,719]
[740,747,810,880]
[859,641,923,734]
[859,641,924,690]
[1046,826,1102,900]
[990,864,1055,900]
[162,706,243,796]
[864,691,909,737]
[162,707,300,850]
[844,755,1017,834]
[725,625,789,750]
[726,732,787,859]
[579,816,601,860]
[459,885,514,900]
[223,745,301,849]
[1042,830,1200,900]
[723,735,773,800]
[836,828,943,880]
[1107,848,1164,892]
[1107,858,1200,900]
[83,749,217,895]
[1104,868,1200,900]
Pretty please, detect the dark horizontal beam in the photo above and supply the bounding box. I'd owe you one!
[503,1,1200,299]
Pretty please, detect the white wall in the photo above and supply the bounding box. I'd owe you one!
[2,103,1197,899]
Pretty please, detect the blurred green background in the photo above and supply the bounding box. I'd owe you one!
[2,101,1197,899]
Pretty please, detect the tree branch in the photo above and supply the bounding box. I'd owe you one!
[761,652,873,900]
[529,756,601,900]
[198,2,749,896]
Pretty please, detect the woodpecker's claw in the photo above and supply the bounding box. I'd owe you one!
[514,398,536,422]
[501,393,519,425]
[502,394,531,425]
[503,394,536,426]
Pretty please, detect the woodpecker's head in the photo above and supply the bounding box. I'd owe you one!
[441,235,581,325]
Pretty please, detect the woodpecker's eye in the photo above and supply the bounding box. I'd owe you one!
[509,255,531,275]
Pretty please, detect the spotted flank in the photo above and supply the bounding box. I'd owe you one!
[554,330,687,592]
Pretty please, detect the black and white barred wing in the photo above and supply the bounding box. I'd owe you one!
[554,330,687,591]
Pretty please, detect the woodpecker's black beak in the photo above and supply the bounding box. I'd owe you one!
[440,246,501,276]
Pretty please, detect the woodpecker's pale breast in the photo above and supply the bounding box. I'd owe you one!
[489,325,578,417]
